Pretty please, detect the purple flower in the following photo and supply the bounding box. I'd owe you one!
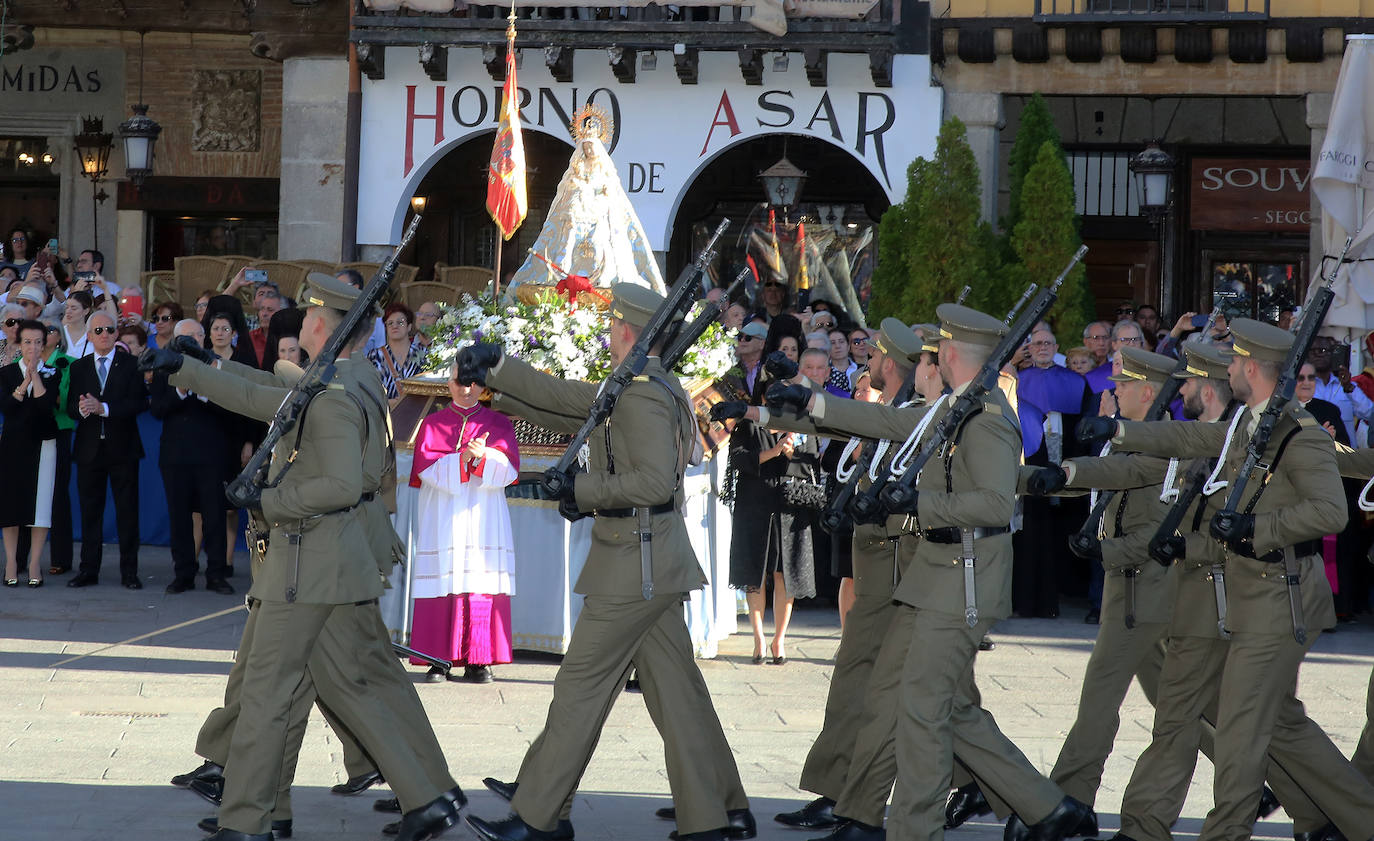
[473,330,484,341]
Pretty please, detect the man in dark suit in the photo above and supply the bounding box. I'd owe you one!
[148,319,233,594]
[66,310,147,588]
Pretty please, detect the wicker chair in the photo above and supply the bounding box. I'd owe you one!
[434,265,494,299]
[250,261,311,304]
[174,256,234,307]
[398,281,461,310]
[140,270,179,316]
[337,262,382,279]
[292,259,338,276]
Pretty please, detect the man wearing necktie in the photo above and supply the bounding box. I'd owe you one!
[66,310,148,589]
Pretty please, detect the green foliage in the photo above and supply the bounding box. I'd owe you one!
[869,118,1006,325]
[1012,141,1093,344]
[1005,93,1061,237]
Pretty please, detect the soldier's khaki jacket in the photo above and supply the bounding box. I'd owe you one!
[803,386,1020,620]
[1056,454,1174,625]
[487,354,706,597]
[762,408,912,597]
[1116,404,1343,634]
[171,356,392,604]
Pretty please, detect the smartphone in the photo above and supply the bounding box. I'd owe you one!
[1333,344,1352,372]
[34,250,50,271]
[74,270,95,284]
[47,237,58,253]
[245,268,269,285]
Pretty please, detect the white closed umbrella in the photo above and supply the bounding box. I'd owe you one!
[1312,34,1374,338]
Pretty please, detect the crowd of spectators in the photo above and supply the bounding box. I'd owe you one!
[0,227,445,593]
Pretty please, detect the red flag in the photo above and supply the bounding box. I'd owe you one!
[486,22,527,240]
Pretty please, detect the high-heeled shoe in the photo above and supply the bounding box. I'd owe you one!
[28,578,43,588]
[4,579,17,588]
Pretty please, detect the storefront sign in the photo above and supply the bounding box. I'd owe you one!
[117,177,281,214]
[1190,158,1313,232]
[358,49,939,251]
[0,48,125,117]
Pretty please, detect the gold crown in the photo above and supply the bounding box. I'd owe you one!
[570,103,613,146]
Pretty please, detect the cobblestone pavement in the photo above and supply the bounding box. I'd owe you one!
[2,545,1370,841]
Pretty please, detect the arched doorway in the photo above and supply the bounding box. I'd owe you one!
[669,134,889,314]
[407,130,573,281]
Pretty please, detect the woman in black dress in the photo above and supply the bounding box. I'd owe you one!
[0,320,59,586]
[727,314,819,664]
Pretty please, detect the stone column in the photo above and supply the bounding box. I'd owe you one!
[944,91,1004,226]
[278,57,349,261]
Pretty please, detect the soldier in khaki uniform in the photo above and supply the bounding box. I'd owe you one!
[140,274,461,841]
[713,319,930,832]
[766,304,1090,841]
[1081,319,1374,841]
[458,283,752,841]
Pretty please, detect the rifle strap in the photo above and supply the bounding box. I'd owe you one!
[1238,424,1304,516]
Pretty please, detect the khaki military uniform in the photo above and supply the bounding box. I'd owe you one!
[1115,403,1374,841]
[1332,447,1374,788]
[170,355,454,835]
[485,354,747,836]
[761,408,912,801]
[803,385,1066,838]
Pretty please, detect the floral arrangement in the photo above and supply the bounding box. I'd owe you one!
[423,290,736,383]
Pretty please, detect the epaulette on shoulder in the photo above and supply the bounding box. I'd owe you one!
[980,399,1002,416]
[1295,414,1317,428]
[633,375,651,383]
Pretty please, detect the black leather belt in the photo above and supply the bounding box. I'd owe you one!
[354,598,379,606]
[595,502,677,518]
[1243,540,1321,564]
[922,526,1011,544]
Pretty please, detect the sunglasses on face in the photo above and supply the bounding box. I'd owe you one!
[1116,308,1135,315]
[1297,374,1318,381]
[11,236,25,243]
[737,335,758,342]
[763,282,783,289]
[851,338,868,345]
[155,314,176,322]
[46,326,59,334]
[1086,334,1109,341]
[91,325,116,335]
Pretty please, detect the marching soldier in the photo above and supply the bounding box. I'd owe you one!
[767,304,1091,841]
[712,318,930,832]
[457,282,753,841]
[1078,319,1374,841]
[141,273,462,841]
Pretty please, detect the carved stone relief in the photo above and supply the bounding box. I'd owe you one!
[191,69,262,152]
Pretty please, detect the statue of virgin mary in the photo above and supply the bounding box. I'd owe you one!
[506,105,667,301]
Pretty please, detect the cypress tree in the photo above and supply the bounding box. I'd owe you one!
[1005,92,1062,237]
[1012,141,1093,344]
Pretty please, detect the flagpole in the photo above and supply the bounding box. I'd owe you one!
[494,236,502,300]
[491,0,517,302]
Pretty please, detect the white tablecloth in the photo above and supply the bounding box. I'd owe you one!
[380,452,738,656]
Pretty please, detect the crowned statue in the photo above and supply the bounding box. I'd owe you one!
[506,105,667,304]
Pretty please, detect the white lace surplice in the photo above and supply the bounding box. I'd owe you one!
[411,449,517,599]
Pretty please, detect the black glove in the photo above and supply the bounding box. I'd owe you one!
[1027,467,1067,496]
[1069,532,1103,562]
[710,401,749,423]
[765,382,812,414]
[1148,534,1187,567]
[225,479,262,511]
[1209,512,1256,554]
[139,347,183,374]
[1076,416,1117,450]
[170,334,216,365]
[457,343,503,386]
[764,350,798,381]
[543,468,578,502]
[878,485,919,515]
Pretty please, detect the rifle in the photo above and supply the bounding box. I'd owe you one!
[661,266,754,371]
[846,276,1049,524]
[1211,237,1353,644]
[955,285,972,305]
[1148,400,1242,566]
[1069,302,1225,557]
[225,216,421,509]
[542,219,729,499]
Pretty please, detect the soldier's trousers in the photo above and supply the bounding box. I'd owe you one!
[797,589,901,799]
[508,593,746,836]
[1355,664,1374,784]
[833,605,1063,837]
[1120,633,1374,841]
[196,607,377,821]
[218,600,455,835]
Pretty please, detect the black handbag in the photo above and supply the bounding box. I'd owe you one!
[780,472,827,511]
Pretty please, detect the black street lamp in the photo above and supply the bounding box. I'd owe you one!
[759,155,808,209]
[1128,140,1176,224]
[119,33,162,190]
[74,115,114,251]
